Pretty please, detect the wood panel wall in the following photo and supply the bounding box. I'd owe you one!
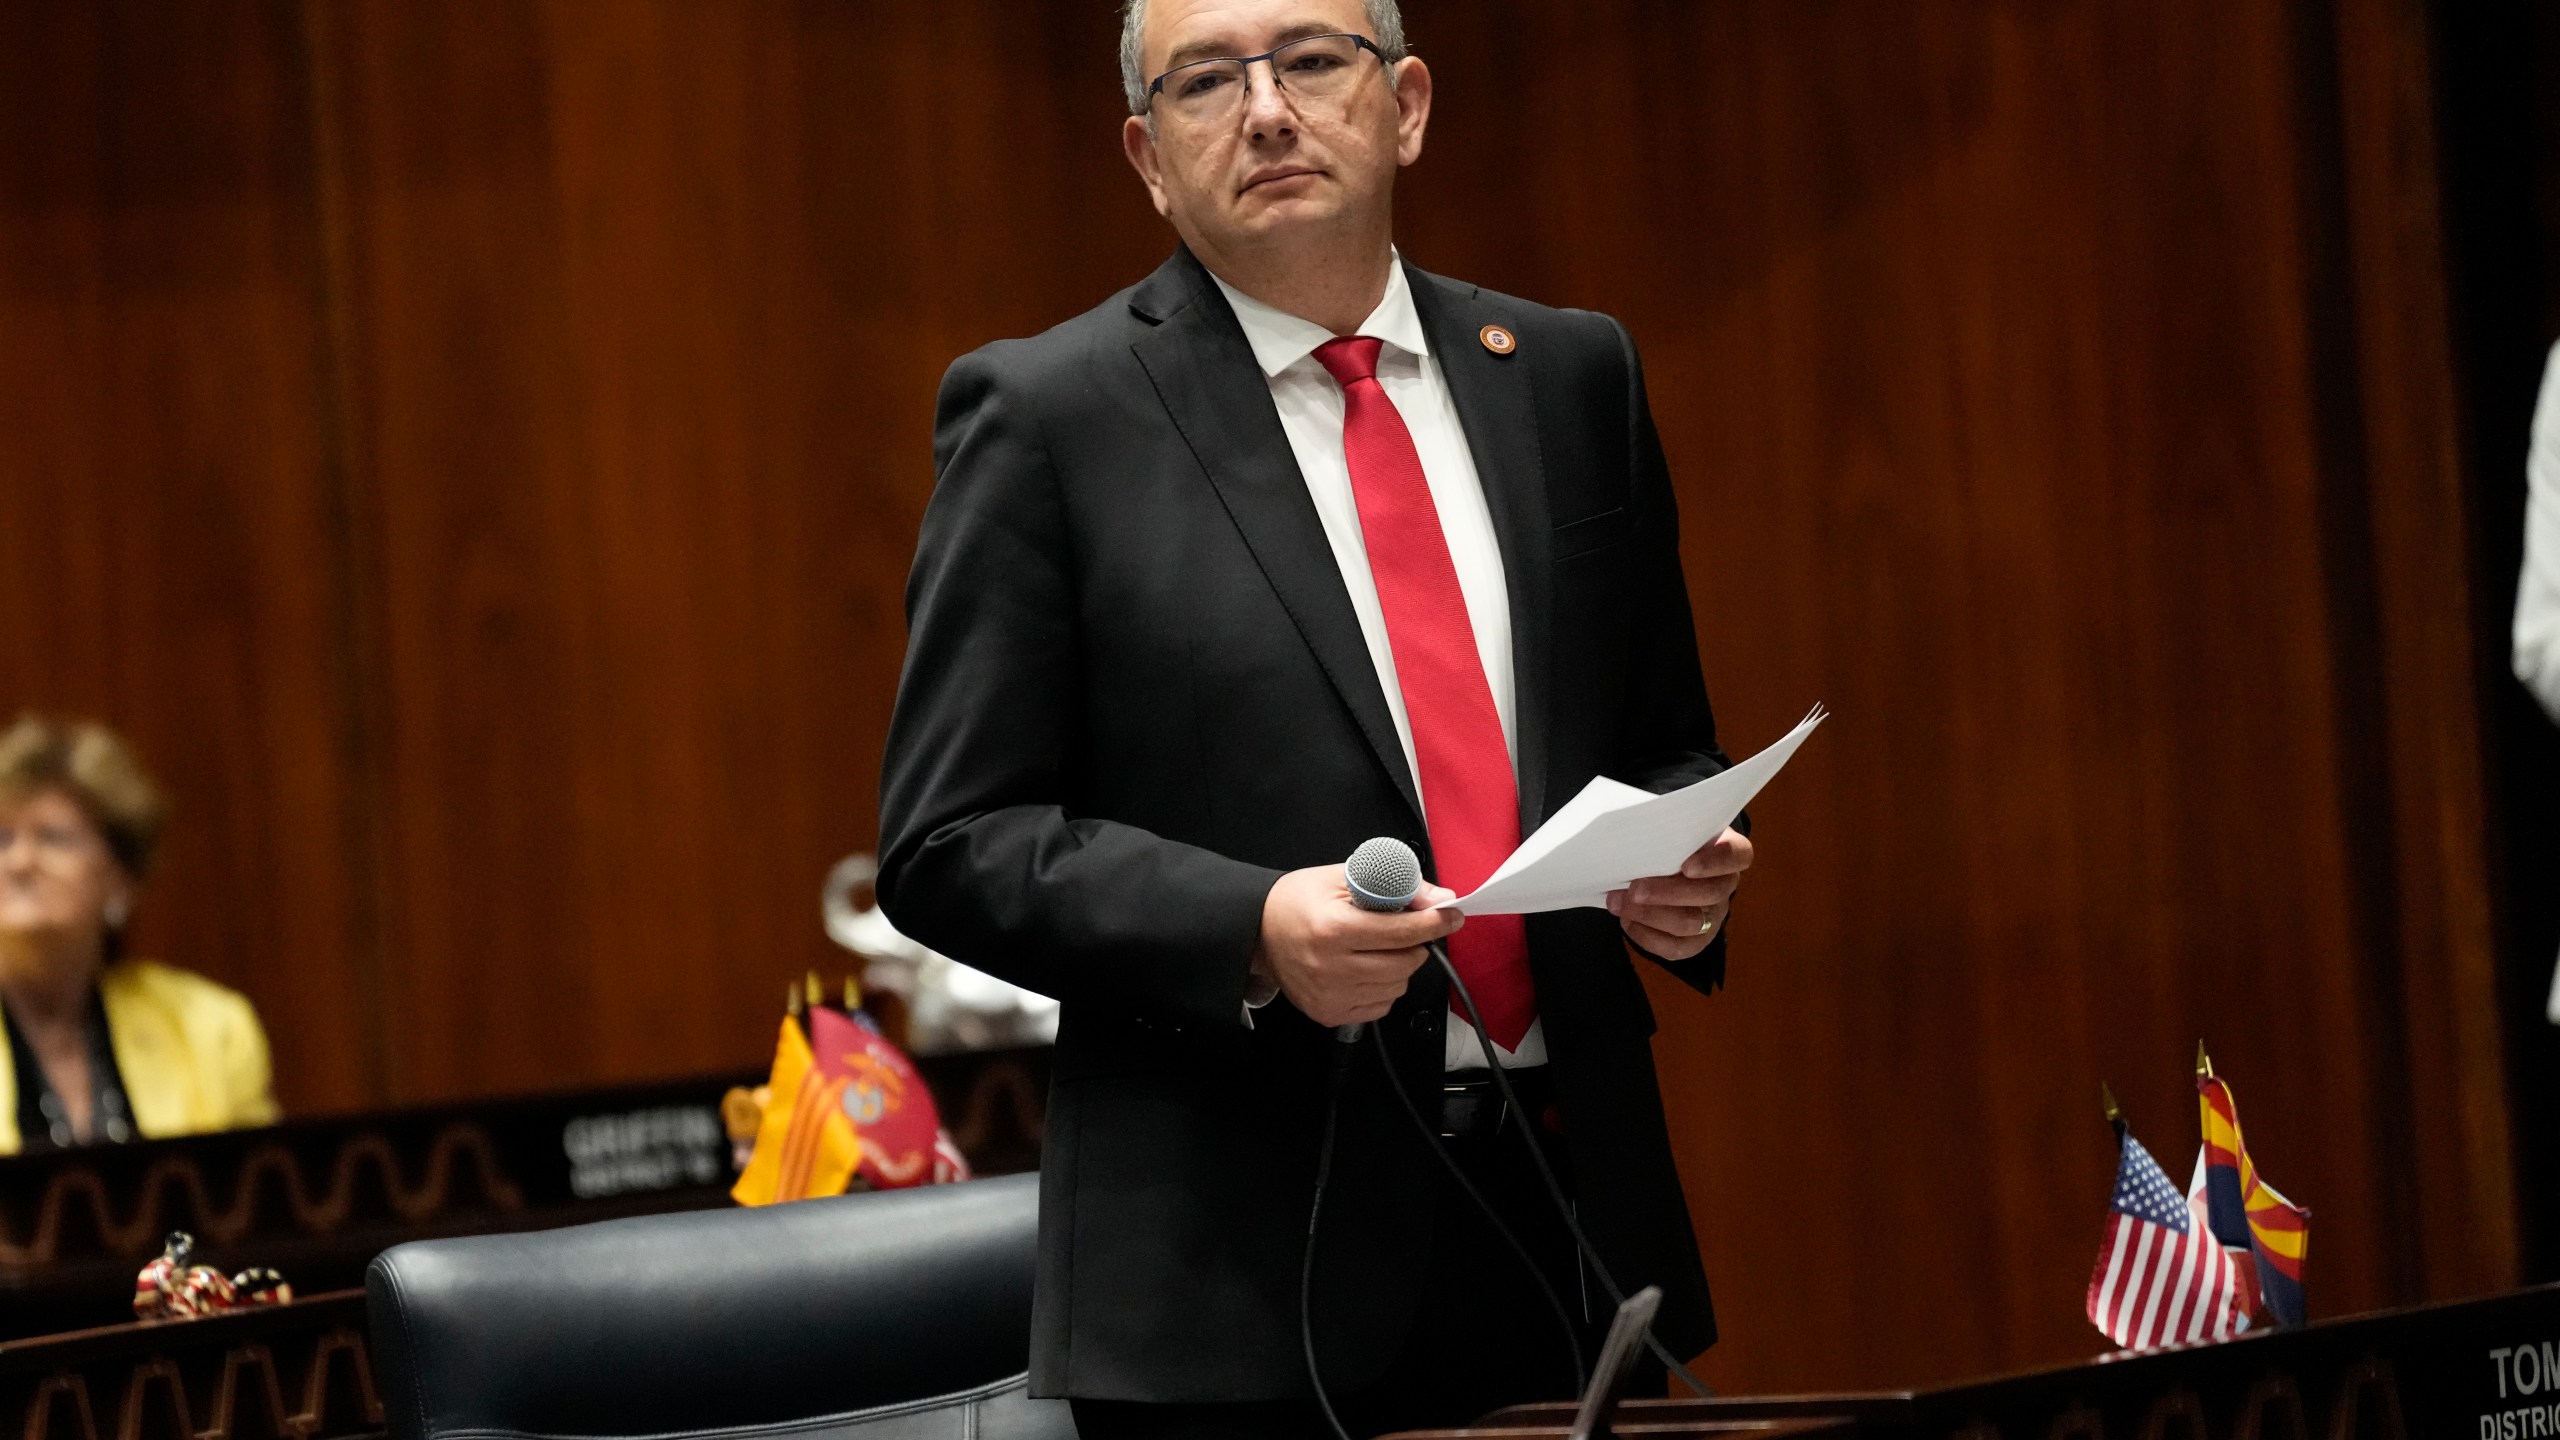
[0,0,2511,1394]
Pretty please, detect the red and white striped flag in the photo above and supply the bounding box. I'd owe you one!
[2086,1130,2252,1350]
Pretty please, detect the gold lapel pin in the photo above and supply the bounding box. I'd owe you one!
[1478,323,1517,356]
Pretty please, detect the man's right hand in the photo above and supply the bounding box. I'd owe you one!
[1252,865,1464,1029]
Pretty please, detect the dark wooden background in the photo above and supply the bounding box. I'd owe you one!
[0,0,2529,1394]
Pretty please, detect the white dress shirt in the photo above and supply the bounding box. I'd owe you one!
[2518,340,2560,726]
[2517,342,2560,1024]
[1212,259,1547,1070]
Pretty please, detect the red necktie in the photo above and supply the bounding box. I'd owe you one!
[1314,336,1536,1050]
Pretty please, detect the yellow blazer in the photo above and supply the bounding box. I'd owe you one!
[0,960,279,1154]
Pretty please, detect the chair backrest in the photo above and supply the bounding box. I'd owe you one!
[365,1173,1071,1440]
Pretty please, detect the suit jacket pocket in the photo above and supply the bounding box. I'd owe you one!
[1052,1002,1262,1085]
[1552,506,1630,562]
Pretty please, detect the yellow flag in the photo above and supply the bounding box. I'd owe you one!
[732,1014,861,1206]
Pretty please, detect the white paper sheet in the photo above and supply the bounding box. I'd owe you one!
[1437,706,1827,916]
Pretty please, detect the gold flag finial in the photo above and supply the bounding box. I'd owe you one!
[2197,1040,2214,1080]
[2101,1082,2122,1125]
[786,981,804,1017]
[805,970,824,1010]
[843,974,863,1013]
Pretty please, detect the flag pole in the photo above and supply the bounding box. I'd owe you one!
[2197,1040,2213,1081]
[2101,1081,2126,1142]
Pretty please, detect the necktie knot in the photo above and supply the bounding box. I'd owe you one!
[1314,335,1384,388]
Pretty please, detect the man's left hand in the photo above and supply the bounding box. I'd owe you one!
[1606,826,1753,961]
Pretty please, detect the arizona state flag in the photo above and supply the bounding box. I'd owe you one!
[731,1013,861,1206]
[2198,1059,2310,1326]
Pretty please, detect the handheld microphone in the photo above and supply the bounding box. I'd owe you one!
[1337,837,1424,1044]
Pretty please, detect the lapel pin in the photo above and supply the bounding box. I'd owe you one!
[1479,323,1517,356]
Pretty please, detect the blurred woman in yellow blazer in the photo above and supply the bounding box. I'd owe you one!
[0,716,276,1153]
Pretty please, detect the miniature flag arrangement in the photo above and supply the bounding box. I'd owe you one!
[133,1231,291,1320]
[2085,1088,2253,1350]
[729,975,971,1207]
[2085,1046,2308,1353]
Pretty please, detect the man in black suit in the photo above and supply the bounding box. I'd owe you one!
[878,1,1754,1434]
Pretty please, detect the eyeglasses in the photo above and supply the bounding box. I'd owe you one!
[1144,33,1390,124]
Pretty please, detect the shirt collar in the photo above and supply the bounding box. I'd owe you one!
[1209,252,1431,379]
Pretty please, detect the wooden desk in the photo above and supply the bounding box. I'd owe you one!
[1384,1419,1859,1440]
[1399,1283,2560,1440]
[0,1047,1049,1340]
[1,1291,382,1440]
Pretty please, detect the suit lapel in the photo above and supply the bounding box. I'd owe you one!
[1128,251,1426,826]
[1406,265,1557,833]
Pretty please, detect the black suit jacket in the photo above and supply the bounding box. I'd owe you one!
[878,248,1731,1404]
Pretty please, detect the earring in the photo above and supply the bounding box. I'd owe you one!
[103,894,130,929]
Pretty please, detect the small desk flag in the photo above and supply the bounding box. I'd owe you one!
[2199,1068,2310,1326]
[731,1012,860,1207]
[2087,1123,2253,1350]
[807,1004,969,1189]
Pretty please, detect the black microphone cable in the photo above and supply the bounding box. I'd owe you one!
[1298,1016,1589,1440]
[1301,1041,1359,1440]
[1299,835,1708,1440]
[1302,834,1424,1439]
[1366,1023,1587,1394]
[1429,939,1715,1400]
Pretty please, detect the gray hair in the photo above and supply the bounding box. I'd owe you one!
[1119,1,1407,115]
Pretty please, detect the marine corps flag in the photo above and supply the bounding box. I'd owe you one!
[806,1000,970,1189]
[2198,1046,2310,1326]
[730,1010,860,1206]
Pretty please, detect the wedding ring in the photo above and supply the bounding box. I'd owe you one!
[1697,913,1717,937]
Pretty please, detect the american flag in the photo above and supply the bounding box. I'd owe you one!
[2085,1130,2251,1350]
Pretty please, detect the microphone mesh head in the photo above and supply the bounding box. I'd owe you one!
[1345,837,1423,911]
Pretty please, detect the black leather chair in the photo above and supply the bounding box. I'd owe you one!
[365,1173,1073,1440]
